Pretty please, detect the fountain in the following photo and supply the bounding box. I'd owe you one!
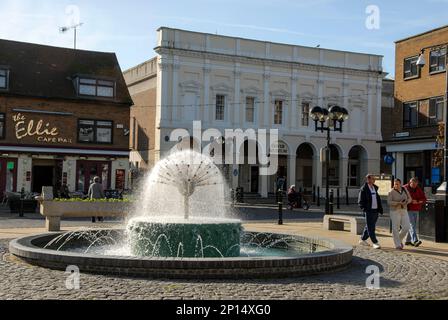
[127,150,242,258]
[9,150,353,279]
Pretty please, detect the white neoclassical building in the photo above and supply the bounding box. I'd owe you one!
[124,27,385,197]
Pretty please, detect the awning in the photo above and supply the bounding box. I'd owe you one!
[0,146,129,157]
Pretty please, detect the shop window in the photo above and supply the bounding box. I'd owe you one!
[78,119,113,144]
[430,47,446,73]
[76,77,115,98]
[274,100,283,125]
[245,97,255,123]
[404,56,419,79]
[0,69,8,89]
[0,113,5,139]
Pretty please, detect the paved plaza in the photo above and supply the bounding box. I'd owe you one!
[1,208,448,300]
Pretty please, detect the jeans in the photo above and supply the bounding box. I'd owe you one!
[390,209,411,248]
[361,209,379,244]
[406,211,419,243]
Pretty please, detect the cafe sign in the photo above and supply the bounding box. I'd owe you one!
[270,141,289,155]
[12,113,73,144]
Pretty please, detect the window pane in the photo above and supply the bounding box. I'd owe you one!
[97,121,112,127]
[246,97,255,123]
[79,84,96,96]
[98,80,114,86]
[0,121,4,138]
[78,125,95,142]
[404,57,418,78]
[430,48,446,72]
[79,120,95,125]
[0,70,5,76]
[80,78,97,84]
[216,95,225,121]
[404,102,418,127]
[418,100,429,126]
[96,127,112,143]
[274,100,283,125]
[97,86,114,97]
[302,102,310,126]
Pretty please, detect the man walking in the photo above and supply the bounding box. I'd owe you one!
[358,174,384,249]
[403,178,426,247]
[88,176,105,223]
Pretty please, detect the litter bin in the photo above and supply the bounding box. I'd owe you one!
[419,199,447,243]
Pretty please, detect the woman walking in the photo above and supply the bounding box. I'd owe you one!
[387,179,412,250]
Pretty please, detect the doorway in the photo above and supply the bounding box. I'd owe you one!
[250,166,259,193]
[0,158,17,196]
[76,161,111,194]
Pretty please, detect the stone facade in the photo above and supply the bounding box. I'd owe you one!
[125,27,385,197]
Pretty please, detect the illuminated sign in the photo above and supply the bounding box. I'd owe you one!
[12,113,73,144]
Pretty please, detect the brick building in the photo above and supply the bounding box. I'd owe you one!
[383,25,447,188]
[0,40,133,196]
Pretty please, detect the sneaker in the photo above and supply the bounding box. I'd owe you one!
[405,242,414,246]
[359,240,370,247]
[372,243,381,249]
[413,240,422,247]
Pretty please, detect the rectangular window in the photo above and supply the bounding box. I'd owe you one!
[0,69,8,89]
[418,99,430,127]
[78,119,113,144]
[274,100,283,125]
[404,56,419,79]
[430,47,446,73]
[0,113,5,139]
[302,102,310,126]
[429,97,444,125]
[216,95,225,121]
[403,102,418,128]
[245,97,255,123]
[78,78,115,98]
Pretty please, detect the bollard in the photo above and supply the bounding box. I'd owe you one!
[298,187,303,208]
[278,189,283,225]
[312,185,316,203]
[337,188,340,209]
[317,186,321,207]
[346,186,349,205]
[329,190,334,215]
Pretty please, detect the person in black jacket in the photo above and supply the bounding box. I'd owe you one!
[358,174,384,249]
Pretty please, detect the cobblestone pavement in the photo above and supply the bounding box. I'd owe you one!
[1,239,448,300]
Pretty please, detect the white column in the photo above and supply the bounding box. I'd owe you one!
[317,76,324,107]
[263,71,271,127]
[260,170,268,198]
[290,74,298,130]
[342,78,350,133]
[171,59,180,124]
[203,63,211,125]
[233,67,241,126]
[367,79,374,134]
[376,79,382,136]
[157,59,170,127]
[392,152,405,181]
[287,155,296,189]
[315,154,323,189]
[340,157,349,189]
[232,163,239,189]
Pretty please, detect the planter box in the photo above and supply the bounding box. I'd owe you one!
[40,201,131,232]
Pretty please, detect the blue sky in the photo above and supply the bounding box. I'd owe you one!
[1,0,447,78]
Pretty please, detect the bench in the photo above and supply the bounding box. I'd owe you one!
[323,215,364,235]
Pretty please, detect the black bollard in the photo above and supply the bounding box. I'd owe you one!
[337,188,340,209]
[298,187,303,208]
[317,186,320,207]
[329,190,334,215]
[278,189,283,225]
[19,188,25,218]
[312,185,316,203]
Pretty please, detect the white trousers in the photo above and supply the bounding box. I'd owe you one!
[390,209,411,248]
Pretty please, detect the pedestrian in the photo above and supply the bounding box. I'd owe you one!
[59,183,70,199]
[287,185,299,210]
[276,175,286,192]
[88,176,105,223]
[387,179,412,250]
[358,174,384,249]
[403,177,426,247]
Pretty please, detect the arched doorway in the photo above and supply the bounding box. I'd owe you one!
[322,144,341,187]
[270,141,289,192]
[348,145,368,187]
[296,143,314,189]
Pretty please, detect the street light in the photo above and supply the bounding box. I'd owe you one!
[416,44,448,204]
[310,105,349,214]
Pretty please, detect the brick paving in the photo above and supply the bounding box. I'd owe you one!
[1,239,448,300]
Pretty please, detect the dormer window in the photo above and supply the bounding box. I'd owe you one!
[76,77,115,98]
[0,69,9,90]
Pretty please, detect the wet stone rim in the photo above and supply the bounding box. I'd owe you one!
[9,231,353,279]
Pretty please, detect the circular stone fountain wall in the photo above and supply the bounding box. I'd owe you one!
[127,218,242,258]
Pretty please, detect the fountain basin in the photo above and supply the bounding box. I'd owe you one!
[9,230,353,279]
[127,218,242,258]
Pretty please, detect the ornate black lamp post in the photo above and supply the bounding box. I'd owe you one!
[310,105,349,214]
[416,45,448,206]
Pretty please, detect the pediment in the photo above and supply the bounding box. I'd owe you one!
[179,80,202,91]
[211,82,233,92]
[241,86,262,96]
